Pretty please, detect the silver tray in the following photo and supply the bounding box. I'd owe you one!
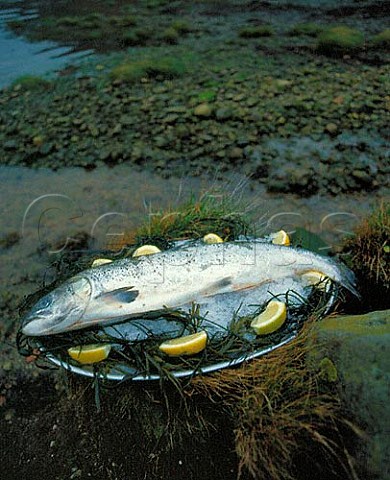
[42,333,296,381]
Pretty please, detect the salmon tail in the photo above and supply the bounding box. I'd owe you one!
[337,260,360,299]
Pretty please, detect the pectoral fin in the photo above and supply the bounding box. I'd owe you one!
[97,287,139,304]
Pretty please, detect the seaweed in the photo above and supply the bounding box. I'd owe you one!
[18,283,338,387]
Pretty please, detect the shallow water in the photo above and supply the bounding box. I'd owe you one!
[0,1,92,88]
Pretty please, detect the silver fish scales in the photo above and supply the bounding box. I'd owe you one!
[22,239,357,338]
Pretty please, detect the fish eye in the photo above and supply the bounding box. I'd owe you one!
[39,296,51,309]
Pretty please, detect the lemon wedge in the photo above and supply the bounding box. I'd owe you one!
[91,258,113,267]
[271,230,290,246]
[68,344,112,364]
[203,233,223,244]
[159,331,208,357]
[250,300,287,335]
[132,245,161,257]
[301,270,331,291]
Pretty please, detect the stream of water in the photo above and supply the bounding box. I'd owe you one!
[0,0,92,88]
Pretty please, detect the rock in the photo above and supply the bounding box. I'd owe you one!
[268,165,318,196]
[275,79,292,89]
[316,310,390,480]
[3,140,18,151]
[351,169,374,187]
[228,147,243,161]
[32,136,44,147]
[246,96,258,107]
[39,143,54,155]
[215,107,233,121]
[244,146,269,179]
[175,125,190,139]
[325,122,339,136]
[332,95,344,105]
[162,114,179,124]
[232,93,245,102]
[194,103,213,117]
[155,136,170,148]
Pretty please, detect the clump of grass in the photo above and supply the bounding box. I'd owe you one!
[145,0,169,8]
[120,28,153,46]
[56,14,104,30]
[317,25,365,55]
[370,29,390,50]
[11,75,51,91]
[55,16,81,28]
[188,321,361,480]
[160,27,179,44]
[342,202,389,310]
[170,20,192,34]
[134,192,252,247]
[238,25,273,38]
[117,15,137,27]
[197,90,217,103]
[6,19,24,29]
[110,56,186,83]
[289,22,324,37]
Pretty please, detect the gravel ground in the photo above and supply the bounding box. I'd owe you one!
[1,0,389,196]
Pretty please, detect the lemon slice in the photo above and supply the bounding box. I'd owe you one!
[271,230,290,246]
[301,270,331,292]
[250,300,287,335]
[132,245,161,257]
[159,331,208,357]
[203,233,223,244]
[68,344,112,364]
[91,258,113,267]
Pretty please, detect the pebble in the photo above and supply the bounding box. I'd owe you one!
[0,36,387,199]
[194,103,213,117]
[215,107,233,121]
[228,147,243,160]
[325,123,339,135]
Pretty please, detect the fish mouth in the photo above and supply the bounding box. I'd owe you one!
[22,310,73,337]
[22,317,52,336]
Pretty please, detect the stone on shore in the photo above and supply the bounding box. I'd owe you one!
[316,310,390,480]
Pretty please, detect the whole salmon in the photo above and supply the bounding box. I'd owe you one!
[21,240,357,337]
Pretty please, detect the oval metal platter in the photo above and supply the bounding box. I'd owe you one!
[31,237,339,382]
[42,333,296,382]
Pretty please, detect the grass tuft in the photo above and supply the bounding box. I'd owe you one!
[11,75,51,91]
[238,25,273,38]
[317,26,365,55]
[161,27,180,44]
[188,320,362,480]
[170,20,192,34]
[289,22,324,37]
[342,202,389,310]
[370,29,390,50]
[133,192,252,247]
[110,56,187,83]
